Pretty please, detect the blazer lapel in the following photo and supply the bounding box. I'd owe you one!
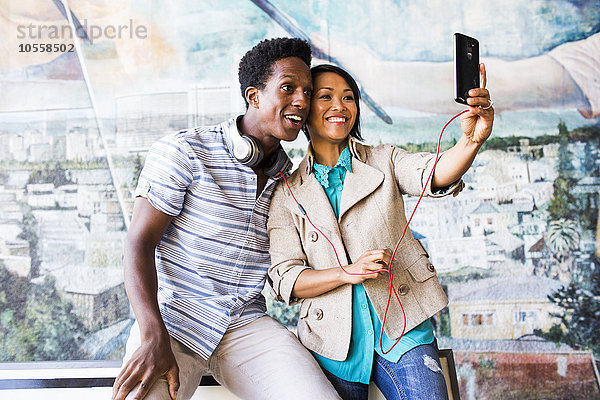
[339,158,384,221]
[290,166,341,237]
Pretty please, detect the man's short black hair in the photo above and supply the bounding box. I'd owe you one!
[238,37,312,108]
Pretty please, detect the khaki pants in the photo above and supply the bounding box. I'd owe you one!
[122,315,340,400]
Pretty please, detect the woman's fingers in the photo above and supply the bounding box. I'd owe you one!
[480,63,487,88]
[357,249,391,269]
[462,65,490,108]
[365,248,392,260]
[347,249,394,280]
[466,88,490,105]
[467,88,489,99]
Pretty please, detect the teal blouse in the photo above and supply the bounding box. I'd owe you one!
[311,145,435,384]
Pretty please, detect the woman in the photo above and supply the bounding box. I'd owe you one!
[267,64,493,399]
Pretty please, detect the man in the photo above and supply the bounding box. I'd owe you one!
[112,38,340,400]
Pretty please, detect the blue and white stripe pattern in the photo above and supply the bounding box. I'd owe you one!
[135,118,288,359]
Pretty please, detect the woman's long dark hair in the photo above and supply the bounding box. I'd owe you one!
[302,64,363,142]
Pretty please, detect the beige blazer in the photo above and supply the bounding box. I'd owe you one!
[267,138,463,361]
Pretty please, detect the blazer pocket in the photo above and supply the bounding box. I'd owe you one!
[395,238,429,271]
[297,299,313,336]
[299,299,312,319]
[407,256,437,282]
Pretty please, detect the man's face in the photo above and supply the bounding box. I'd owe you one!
[254,57,312,142]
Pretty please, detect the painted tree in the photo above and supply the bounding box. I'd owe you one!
[547,177,579,221]
[535,257,600,358]
[131,153,144,188]
[17,206,41,279]
[582,141,597,177]
[264,290,299,328]
[556,121,576,178]
[546,219,580,258]
[548,121,578,221]
[0,264,88,361]
[26,161,73,187]
[545,219,580,281]
[580,141,599,232]
[545,121,582,281]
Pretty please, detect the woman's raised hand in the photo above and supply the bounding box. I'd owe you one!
[342,248,392,284]
[460,63,494,144]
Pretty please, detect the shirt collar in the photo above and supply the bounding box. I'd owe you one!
[312,145,352,188]
[306,136,364,175]
[220,116,242,157]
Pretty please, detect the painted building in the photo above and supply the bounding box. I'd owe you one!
[42,265,129,330]
[438,337,600,400]
[115,91,189,153]
[426,236,488,273]
[403,190,480,240]
[448,276,563,340]
[26,183,56,208]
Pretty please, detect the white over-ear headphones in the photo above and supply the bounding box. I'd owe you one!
[231,132,264,167]
[228,119,292,177]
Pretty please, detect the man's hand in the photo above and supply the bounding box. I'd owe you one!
[112,334,180,400]
[460,63,494,144]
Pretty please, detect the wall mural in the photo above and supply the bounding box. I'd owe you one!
[1,1,599,398]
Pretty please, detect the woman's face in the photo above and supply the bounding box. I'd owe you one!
[306,71,357,145]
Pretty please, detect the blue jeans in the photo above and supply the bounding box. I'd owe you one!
[322,341,449,400]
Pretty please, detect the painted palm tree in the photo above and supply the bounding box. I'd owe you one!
[546,218,580,281]
[596,205,600,257]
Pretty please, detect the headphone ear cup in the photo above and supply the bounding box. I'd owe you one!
[234,134,264,167]
[263,146,291,177]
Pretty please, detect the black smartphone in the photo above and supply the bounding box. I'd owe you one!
[454,33,480,104]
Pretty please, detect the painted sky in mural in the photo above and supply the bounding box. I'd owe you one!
[2,0,599,143]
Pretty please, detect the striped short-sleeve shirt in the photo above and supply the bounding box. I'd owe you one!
[135,118,289,359]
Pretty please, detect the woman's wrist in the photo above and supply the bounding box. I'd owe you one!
[459,133,484,151]
[338,264,354,284]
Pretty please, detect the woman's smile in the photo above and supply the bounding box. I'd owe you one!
[308,71,358,145]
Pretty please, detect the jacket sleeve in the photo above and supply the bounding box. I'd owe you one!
[267,183,311,305]
[388,145,464,198]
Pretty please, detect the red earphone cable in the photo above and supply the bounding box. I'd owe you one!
[278,109,468,355]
